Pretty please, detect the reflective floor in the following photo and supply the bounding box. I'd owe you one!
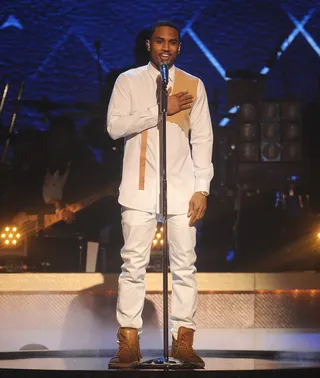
[0,357,320,371]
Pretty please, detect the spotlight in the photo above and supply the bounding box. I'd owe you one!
[152,223,164,249]
[260,102,279,121]
[237,103,259,162]
[282,101,302,162]
[1,226,20,247]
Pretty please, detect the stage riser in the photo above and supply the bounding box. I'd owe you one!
[1,294,320,352]
[2,328,320,354]
[1,273,320,353]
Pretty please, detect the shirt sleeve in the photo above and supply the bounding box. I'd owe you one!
[190,79,214,193]
[106,73,160,140]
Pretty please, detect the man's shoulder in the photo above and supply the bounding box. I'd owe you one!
[175,67,200,83]
[119,65,149,79]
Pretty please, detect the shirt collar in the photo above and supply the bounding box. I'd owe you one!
[147,62,175,83]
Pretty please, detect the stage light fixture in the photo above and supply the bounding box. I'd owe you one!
[260,102,281,162]
[282,101,302,161]
[241,123,257,142]
[237,103,259,162]
[1,226,21,247]
[283,122,300,140]
[239,103,257,122]
[152,224,164,250]
[261,142,281,161]
[283,142,302,161]
[238,142,259,161]
[260,102,280,121]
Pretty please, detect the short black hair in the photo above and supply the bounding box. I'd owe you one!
[149,20,180,41]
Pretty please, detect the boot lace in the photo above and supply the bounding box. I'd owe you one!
[116,333,139,358]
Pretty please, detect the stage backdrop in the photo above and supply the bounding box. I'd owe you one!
[1,0,320,134]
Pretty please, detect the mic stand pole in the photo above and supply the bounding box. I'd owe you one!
[94,40,103,104]
[136,77,200,371]
[160,77,170,363]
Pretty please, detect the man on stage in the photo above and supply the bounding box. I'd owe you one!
[106,20,213,368]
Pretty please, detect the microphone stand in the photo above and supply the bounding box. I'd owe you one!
[94,40,103,104]
[160,76,169,363]
[136,71,200,370]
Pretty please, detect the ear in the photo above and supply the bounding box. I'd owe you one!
[146,39,151,52]
[178,42,181,54]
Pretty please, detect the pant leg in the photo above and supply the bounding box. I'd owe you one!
[116,207,157,331]
[167,213,197,337]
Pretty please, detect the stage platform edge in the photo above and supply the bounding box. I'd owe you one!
[0,272,320,353]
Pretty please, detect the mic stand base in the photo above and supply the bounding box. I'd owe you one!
[134,357,203,370]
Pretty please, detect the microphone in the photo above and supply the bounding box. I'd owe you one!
[160,62,169,86]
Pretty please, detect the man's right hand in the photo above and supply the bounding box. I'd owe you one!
[56,207,75,224]
[167,88,194,116]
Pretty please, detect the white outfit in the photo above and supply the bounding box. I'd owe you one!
[107,62,213,336]
[107,63,213,214]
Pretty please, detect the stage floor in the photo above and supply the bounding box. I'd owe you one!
[1,272,320,377]
[0,355,320,378]
[1,350,320,370]
[0,356,319,371]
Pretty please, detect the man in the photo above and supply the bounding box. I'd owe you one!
[106,20,213,368]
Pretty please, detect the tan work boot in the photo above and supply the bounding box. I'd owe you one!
[108,327,141,369]
[169,327,205,368]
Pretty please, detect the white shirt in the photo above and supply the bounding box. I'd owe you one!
[107,62,213,214]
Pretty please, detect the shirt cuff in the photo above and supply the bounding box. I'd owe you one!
[194,180,210,194]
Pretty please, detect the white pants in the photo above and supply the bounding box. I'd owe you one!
[117,207,197,337]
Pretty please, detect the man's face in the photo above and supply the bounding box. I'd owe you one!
[147,26,180,69]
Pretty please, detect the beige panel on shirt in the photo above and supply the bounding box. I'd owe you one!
[167,68,199,137]
[139,130,148,190]
[139,68,199,190]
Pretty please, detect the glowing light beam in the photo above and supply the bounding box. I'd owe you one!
[181,7,205,38]
[287,11,320,58]
[219,9,315,126]
[76,35,110,73]
[280,9,315,57]
[186,28,226,80]
[30,28,73,79]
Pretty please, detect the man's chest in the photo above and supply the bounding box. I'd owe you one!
[129,75,173,112]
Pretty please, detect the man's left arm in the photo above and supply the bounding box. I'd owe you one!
[188,79,214,226]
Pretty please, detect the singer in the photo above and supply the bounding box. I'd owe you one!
[106,20,213,368]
